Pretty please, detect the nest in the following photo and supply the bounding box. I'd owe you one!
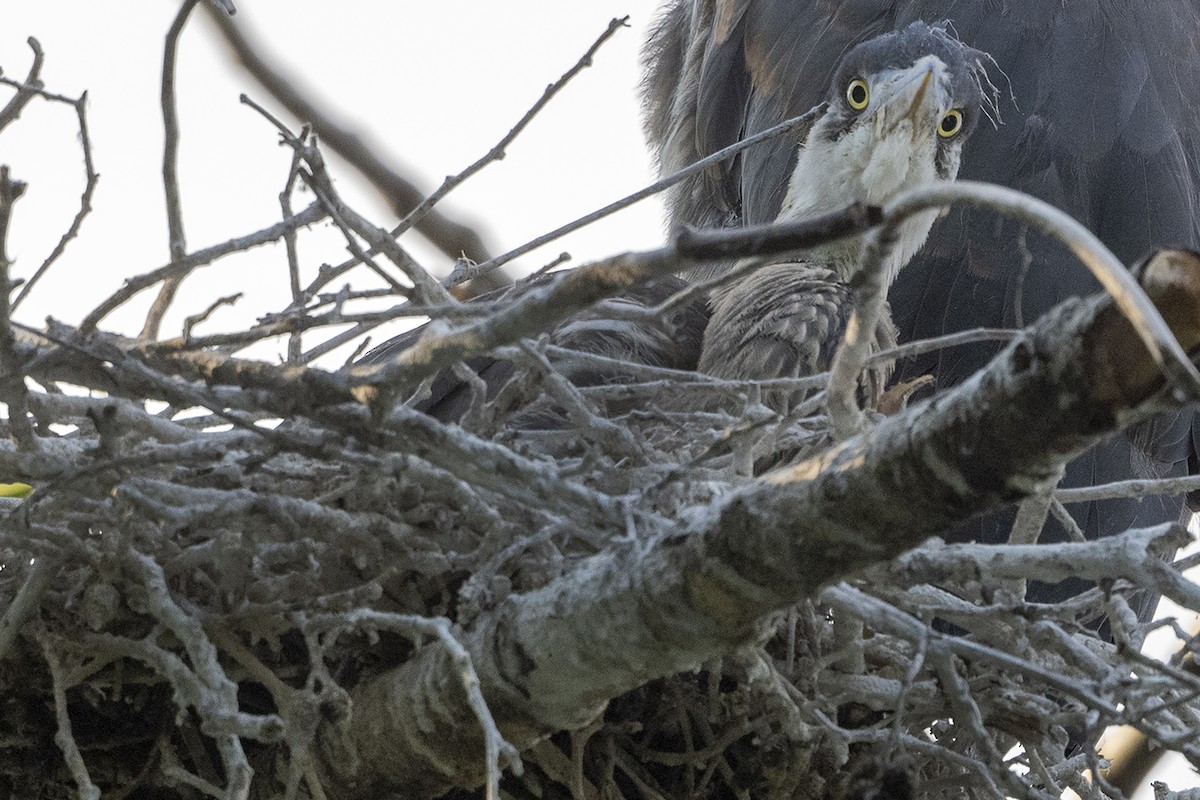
[2,8,1200,800]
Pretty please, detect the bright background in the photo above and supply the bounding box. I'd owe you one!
[0,2,665,357]
[1,2,1196,795]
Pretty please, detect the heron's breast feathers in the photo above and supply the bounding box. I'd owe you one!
[700,262,897,408]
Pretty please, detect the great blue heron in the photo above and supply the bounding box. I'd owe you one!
[366,23,988,428]
[641,0,1200,614]
[696,21,988,410]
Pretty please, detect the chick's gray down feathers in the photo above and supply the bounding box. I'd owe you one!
[700,264,898,411]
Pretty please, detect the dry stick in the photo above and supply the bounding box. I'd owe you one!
[130,551,260,799]
[333,250,1200,796]
[9,84,99,312]
[1048,497,1088,542]
[157,300,481,352]
[1057,474,1200,504]
[279,140,306,362]
[0,166,38,449]
[298,106,823,362]
[886,525,1197,607]
[201,4,494,269]
[41,639,102,800]
[306,611,521,800]
[296,165,410,297]
[454,105,823,287]
[79,202,327,333]
[239,94,446,304]
[827,181,1200,439]
[351,204,879,417]
[866,327,1016,365]
[398,17,629,260]
[142,0,200,342]
[181,293,243,340]
[0,557,59,663]
[26,391,200,444]
[296,313,384,364]
[0,36,45,133]
[1004,466,1064,603]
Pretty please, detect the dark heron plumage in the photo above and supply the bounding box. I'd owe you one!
[641,0,1200,620]
[365,24,987,421]
[360,274,709,426]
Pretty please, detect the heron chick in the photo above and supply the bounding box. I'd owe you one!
[698,22,989,409]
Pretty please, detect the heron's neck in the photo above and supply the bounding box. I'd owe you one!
[776,129,944,282]
[776,182,937,285]
[777,147,869,278]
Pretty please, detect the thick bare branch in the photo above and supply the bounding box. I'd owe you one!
[319,249,1200,797]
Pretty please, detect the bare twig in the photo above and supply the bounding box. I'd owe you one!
[1057,474,1200,504]
[866,327,1017,365]
[142,0,200,341]
[201,5,495,269]
[239,94,450,305]
[279,142,305,362]
[182,293,243,341]
[0,557,58,662]
[10,87,99,312]
[828,181,1200,438]
[395,17,629,250]
[451,107,823,286]
[41,638,101,800]
[0,166,38,449]
[79,202,327,333]
[1003,468,1063,600]
[0,37,45,133]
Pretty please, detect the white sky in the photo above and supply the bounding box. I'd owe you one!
[1,2,665,358]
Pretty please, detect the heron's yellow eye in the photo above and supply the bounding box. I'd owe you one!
[938,109,964,138]
[846,78,870,111]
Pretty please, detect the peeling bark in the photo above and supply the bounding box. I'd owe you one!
[320,250,1200,798]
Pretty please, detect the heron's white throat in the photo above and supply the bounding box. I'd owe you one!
[776,55,962,282]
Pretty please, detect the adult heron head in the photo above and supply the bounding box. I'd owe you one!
[775,22,990,276]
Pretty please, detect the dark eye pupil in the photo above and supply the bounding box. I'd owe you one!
[941,116,956,132]
[850,85,866,104]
